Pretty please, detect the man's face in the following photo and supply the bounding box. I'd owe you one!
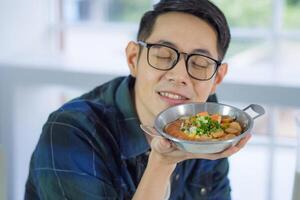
[126,12,228,125]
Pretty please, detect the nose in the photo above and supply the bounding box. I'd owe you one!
[164,55,190,86]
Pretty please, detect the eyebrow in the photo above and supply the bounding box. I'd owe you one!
[156,39,213,57]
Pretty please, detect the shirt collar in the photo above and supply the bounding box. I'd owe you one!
[115,76,150,159]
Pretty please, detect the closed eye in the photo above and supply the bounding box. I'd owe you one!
[191,61,209,69]
[156,56,172,60]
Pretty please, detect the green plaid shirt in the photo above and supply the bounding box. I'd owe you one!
[25,76,231,200]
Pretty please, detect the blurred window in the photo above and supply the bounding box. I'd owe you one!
[53,0,300,139]
[55,0,300,74]
[284,0,300,29]
[108,0,152,22]
[55,0,151,73]
[62,0,151,24]
[212,0,273,28]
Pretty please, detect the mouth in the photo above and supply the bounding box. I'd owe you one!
[157,91,190,105]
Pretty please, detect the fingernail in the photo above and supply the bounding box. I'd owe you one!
[233,147,239,152]
[161,139,171,148]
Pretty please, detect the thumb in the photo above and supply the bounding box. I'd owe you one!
[151,137,174,154]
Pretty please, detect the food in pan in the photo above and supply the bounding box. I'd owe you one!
[164,112,243,141]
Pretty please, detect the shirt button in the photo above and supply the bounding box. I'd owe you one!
[200,187,207,195]
[175,174,180,180]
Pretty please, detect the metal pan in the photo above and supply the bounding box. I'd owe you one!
[153,102,265,154]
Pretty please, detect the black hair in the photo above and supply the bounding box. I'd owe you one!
[137,0,231,60]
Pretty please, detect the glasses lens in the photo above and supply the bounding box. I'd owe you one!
[148,45,177,70]
[187,55,217,80]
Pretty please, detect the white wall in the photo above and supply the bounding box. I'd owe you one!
[0,66,117,200]
[0,0,53,60]
[13,85,83,200]
[0,0,55,199]
[0,145,6,200]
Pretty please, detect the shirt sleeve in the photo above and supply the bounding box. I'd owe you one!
[25,109,122,200]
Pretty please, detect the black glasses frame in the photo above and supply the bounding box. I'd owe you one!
[138,41,222,81]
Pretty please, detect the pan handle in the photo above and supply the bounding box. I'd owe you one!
[140,124,161,137]
[243,104,265,120]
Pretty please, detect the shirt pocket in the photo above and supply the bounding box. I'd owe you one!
[187,172,214,199]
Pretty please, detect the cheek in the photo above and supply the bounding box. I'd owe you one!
[193,81,214,101]
[135,63,164,95]
[137,60,165,84]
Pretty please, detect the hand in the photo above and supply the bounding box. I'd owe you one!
[147,128,251,166]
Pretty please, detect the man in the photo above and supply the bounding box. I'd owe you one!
[25,0,251,199]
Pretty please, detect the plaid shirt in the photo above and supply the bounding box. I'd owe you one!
[25,76,231,200]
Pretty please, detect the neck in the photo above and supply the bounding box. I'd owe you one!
[135,98,155,144]
[133,88,157,146]
[135,99,155,127]
[132,87,155,127]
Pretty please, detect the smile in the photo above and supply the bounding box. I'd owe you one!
[158,91,188,100]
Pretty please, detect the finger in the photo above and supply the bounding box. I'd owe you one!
[190,135,251,160]
[185,145,236,160]
[219,134,252,156]
[235,134,252,149]
[151,137,174,154]
[177,134,252,160]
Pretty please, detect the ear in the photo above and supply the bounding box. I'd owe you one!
[210,63,228,94]
[125,41,140,77]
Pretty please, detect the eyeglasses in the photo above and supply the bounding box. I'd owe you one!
[138,41,221,81]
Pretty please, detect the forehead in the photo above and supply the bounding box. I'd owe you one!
[146,12,218,58]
